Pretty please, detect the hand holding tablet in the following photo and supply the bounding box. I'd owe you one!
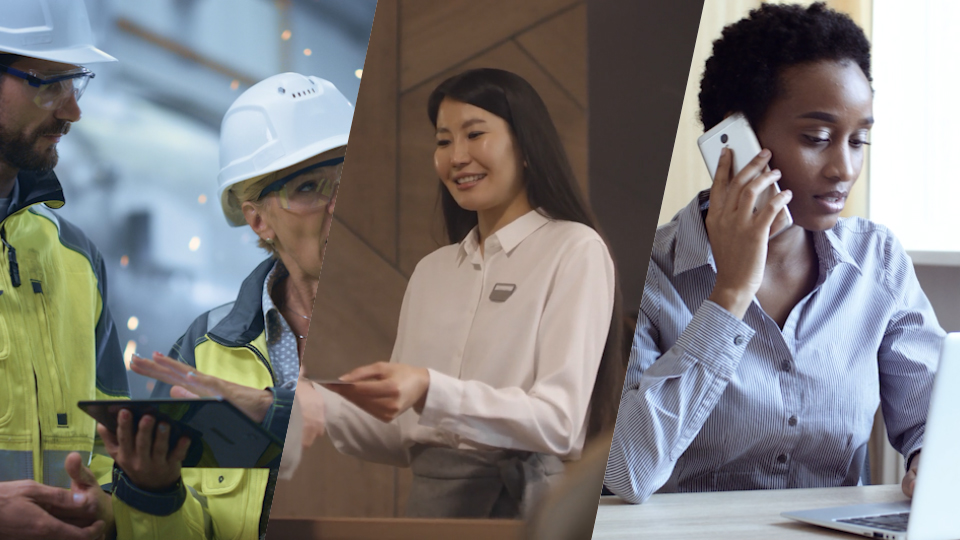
[81,398,283,470]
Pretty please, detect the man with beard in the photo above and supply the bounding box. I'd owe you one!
[0,1,129,539]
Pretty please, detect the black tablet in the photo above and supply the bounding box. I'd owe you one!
[78,398,284,468]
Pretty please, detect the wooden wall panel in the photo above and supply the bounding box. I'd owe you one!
[275,440,399,518]
[398,40,588,273]
[396,465,414,516]
[272,216,408,517]
[304,223,407,380]
[514,3,588,109]
[588,0,703,313]
[395,86,445,275]
[333,1,400,263]
[399,0,581,91]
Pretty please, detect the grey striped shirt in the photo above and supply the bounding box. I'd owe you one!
[605,191,943,503]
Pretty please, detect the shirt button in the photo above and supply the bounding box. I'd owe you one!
[777,454,788,464]
[734,335,746,346]
[788,416,798,427]
[781,361,791,372]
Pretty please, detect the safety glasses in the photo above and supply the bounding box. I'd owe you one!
[258,156,343,212]
[0,64,95,110]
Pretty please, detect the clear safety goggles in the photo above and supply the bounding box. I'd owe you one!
[258,156,343,212]
[0,64,95,111]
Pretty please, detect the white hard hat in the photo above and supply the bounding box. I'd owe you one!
[217,72,353,227]
[0,0,116,65]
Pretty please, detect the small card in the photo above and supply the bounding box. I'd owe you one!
[308,379,356,386]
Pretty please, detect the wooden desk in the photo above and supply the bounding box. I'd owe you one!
[593,484,907,539]
[266,517,524,540]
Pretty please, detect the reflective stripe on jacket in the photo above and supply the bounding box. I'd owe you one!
[0,170,129,488]
[113,258,294,540]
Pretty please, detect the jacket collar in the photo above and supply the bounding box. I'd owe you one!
[208,257,275,345]
[6,170,65,219]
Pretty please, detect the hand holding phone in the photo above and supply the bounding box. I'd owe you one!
[698,116,794,320]
[698,113,793,239]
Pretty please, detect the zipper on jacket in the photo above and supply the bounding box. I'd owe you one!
[205,334,277,387]
[0,226,20,288]
[34,373,43,484]
[244,344,277,387]
[32,283,68,423]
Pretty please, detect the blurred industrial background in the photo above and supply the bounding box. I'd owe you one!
[54,0,375,398]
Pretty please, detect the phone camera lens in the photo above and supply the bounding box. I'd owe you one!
[720,134,728,144]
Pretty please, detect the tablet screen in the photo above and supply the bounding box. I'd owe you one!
[78,398,284,468]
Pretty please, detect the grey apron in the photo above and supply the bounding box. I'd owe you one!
[405,445,565,519]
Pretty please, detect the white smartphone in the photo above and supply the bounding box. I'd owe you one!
[697,112,793,238]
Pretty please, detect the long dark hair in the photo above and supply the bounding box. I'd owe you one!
[427,68,625,441]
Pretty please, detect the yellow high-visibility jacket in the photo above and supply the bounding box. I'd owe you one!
[0,170,129,488]
[112,259,293,540]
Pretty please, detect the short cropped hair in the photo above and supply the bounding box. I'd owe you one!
[698,2,871,130]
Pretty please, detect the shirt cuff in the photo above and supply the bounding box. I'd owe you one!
[317,383,355,455]
[316,382,343,422]
[112,465,186,516]
[262,386,295,443]
[905,447,922,471]
[418,368,463,431]
[673,300,755,377]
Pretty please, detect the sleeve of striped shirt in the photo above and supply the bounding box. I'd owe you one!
[877,232,943,464]
[604,261,754,503]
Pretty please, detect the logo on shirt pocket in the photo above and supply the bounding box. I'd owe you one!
[489,283,517,302]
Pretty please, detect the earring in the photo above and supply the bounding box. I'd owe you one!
[264,237,275,244]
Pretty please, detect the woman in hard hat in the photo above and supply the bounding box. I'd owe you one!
[101,72,347,540]
[313,68,624,518]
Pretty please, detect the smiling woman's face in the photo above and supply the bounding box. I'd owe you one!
[433,98,527,216]
[755,60,874,232]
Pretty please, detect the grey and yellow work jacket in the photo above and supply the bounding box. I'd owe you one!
[112,258,294,540]
[0,170,129,488]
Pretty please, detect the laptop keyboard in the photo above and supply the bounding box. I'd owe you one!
[838,512,910,532]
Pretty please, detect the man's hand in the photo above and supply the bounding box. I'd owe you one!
[325,362,430,422]
[0,479,105,540]
[131,353,274,423]
[902,451,921,497]
[59,453,113,538]
[97,410,191,493]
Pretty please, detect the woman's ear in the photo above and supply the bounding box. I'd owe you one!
[242,200,275,241]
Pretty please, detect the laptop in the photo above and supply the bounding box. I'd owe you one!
[781,332,960,540]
